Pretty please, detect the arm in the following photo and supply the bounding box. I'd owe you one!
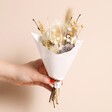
[0,61,17,83]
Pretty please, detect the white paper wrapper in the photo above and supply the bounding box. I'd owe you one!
[31,32,82,80]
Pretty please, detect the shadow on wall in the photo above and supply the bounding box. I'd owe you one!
[0,82,35,111]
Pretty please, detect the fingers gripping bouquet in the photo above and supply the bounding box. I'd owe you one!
[32,9,83,108]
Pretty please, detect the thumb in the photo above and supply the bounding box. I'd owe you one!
[37,73,55,85]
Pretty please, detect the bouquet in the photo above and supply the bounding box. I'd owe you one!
[31,8,83,108]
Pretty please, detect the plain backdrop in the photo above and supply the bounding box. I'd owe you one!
[0,0,112,112]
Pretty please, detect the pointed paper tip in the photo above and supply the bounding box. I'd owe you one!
[31,32,40,42]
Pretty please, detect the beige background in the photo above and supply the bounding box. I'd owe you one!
[0,0,112,112]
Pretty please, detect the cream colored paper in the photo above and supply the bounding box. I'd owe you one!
[31,32,82,80]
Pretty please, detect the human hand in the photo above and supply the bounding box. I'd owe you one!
[16,59,55,91]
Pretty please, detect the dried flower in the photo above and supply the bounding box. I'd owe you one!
[32,19,45,34]
[37,20,45,34]
[32,9,83,107]
[65,8,73,24]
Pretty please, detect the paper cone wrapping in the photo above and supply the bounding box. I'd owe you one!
[31,32,82,80]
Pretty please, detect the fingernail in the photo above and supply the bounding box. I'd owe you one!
[50,79,55,84]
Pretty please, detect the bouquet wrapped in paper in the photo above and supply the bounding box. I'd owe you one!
[31,9,83,108]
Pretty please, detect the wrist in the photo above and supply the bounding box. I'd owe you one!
[0,61,19,83]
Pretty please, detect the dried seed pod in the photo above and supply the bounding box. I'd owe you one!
[76,24,84,37]
[81,25,84,28]
[76,14,82,22]
[32,19,45,34]
[71,20,78,28]
[42,40,52,48]
[32,19,40,31]
[65,8,73,24]
[37,20,45,34]
[49,46,59,54]
[50,22,63,44]
[59,44,74,53]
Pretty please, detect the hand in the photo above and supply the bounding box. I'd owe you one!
[0,59,55,91]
